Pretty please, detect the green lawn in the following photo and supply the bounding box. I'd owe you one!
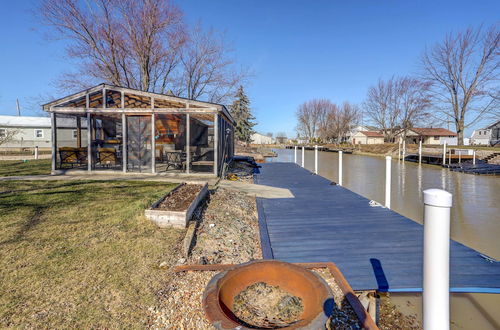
[0,159,51,177]
[0,180,182,328]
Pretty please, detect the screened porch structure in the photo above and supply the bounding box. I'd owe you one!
[43,84,235,176]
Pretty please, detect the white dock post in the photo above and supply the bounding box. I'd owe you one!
[338,151,343,186]
[448,149,451,165]
[423,189,452,330]
[301,146,305,168]
[294,146,297,164]
[473,150,476,165]
[402,140,406,161]
[385,156,391,209]
[458,150,461,164]
[419,140,422,164]
[34,146,39,160]
[314,145,318,174]
[442,141,447,166]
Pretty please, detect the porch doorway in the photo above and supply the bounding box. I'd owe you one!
[127,115,152,173]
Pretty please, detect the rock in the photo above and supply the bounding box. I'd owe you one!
[176,258,186,265]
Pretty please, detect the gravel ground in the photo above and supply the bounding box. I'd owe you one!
[188,188,261,264]
[148,271,215,329]
[378,294,421,330]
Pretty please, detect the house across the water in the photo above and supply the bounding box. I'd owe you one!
[399,128,457,145]
[43,84,235,177]
[251,132,275,144]
[470,120,500,146]
[352,131,385,144]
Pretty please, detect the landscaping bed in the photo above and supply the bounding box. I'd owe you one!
[188,187,261,264]
[145,182,208,228]
[156,184,203,211]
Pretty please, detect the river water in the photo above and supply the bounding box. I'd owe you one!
[269,148,500,329]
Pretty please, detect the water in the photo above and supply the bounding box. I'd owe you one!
[269,148,500,329]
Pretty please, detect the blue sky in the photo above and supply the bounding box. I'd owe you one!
[0,1,498,137]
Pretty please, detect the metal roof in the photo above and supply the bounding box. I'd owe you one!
[0,115,82,128]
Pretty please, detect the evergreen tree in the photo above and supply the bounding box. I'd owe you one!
[230,86,256,143]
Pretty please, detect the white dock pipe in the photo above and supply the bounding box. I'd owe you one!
[423,189,452,330]
[338,151,343,186]
[442,141,447,166]
[294,146,297,164]
[419,140,422,164]
[314,145,318,174]
[301,146,305,168]
[402,140,406,160]
[34,146,39,160]
[385,156,391,209]
[473,150,476,165]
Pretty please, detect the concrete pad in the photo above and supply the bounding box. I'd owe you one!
[218,180,294,199]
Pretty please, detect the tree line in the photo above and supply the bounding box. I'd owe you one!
[296,25,499,145]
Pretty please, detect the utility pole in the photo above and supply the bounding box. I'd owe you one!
[16,99,21,116]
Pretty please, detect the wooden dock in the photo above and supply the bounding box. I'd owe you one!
[255,162,500,292]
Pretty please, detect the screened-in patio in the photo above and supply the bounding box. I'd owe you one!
[43,84,235,176]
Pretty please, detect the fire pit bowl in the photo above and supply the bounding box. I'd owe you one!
[203,260,333,329]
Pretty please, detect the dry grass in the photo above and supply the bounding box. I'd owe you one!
[0,159,51,177]
[0,180,183,328]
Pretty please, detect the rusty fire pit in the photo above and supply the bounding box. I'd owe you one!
[203,260,333,329]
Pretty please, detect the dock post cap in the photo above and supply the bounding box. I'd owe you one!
[423,189,452,208]
[385,155,391,160]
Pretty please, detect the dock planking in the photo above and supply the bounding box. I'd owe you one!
[254,162,500,293]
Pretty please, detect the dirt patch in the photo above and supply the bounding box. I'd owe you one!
[233,282,304,328]
[156,184,202,211]
[189,188,261,264]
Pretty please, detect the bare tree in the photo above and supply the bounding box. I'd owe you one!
[39,0,247,103]
[275,132,288,144]
[0,129,20,146]
[337,102,360,143]
[364,76,431,142]
[421,25,499,145]
[40,0,186,93]
[295,99,332,141]
[174,25,248,104]
[364,78,400,142]
[393,77,433,141]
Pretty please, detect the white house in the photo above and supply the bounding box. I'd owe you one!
[346,125,378,143]
[470,129,491,145]
[470,120,500,146]
[251,132,275,144]
[0,115,86,150]
[352,131,385,144]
